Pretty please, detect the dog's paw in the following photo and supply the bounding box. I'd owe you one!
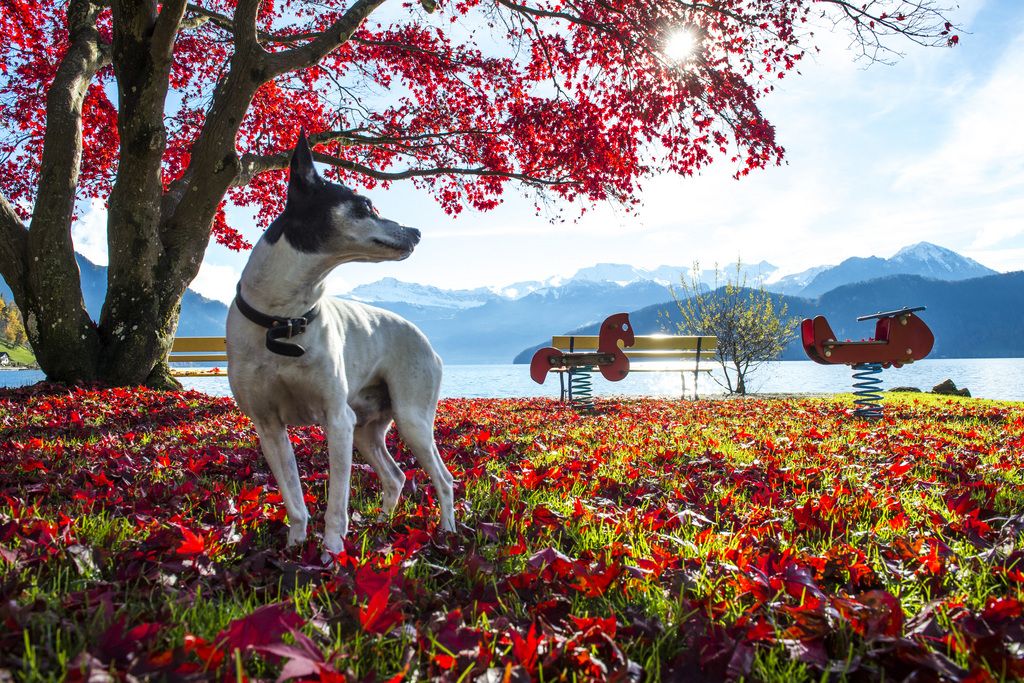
[286,524,308,547]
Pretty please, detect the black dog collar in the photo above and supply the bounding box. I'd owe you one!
[234,283,321,357]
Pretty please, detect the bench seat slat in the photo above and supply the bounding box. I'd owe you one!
[551,363,712,373]
[171,337,227,352]
[551,335,716,352]
[623,350,711,360]
[168,354,229,362]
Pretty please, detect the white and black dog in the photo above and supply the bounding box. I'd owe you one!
[226,133,456,558]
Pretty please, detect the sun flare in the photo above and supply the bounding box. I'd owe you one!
[664,28,697,61]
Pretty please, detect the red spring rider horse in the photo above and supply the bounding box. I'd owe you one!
[530,313,635,407]
[801,306,934,418]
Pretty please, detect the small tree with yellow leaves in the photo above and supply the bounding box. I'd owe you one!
[668,260,797,395]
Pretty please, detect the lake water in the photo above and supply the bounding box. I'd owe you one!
[1,358,1022,402]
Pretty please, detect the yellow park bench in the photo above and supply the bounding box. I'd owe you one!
[544,332,718,400]
[169,337,227,377]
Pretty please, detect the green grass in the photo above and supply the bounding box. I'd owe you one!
[1,387,1022,681]
[0,339,35,365]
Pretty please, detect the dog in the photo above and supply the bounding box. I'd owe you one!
[226,133,456,558]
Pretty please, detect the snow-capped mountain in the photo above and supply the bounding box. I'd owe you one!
[765,265,832,296]
[345,277,499,310]
[796,242,997,298]
[570,263,672,286]
[342,260,784,311]
[890,242,994,279]
[324,242,1001,363]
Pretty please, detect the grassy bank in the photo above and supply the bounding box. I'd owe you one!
[0,339,35,366]
[1,387,1022,681]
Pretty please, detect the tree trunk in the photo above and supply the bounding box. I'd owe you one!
[95,6,261,387]
[95,0,190,387]
[95,242,207,388]
[4,0,109,383]
[0,0,266,389]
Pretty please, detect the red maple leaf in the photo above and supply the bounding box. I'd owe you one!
[175,527,206,556]
[358,585,403,635]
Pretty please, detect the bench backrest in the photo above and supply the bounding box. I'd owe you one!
[169,336,227,363]
[551,334,717,361]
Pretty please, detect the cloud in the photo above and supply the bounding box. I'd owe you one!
[189,262,240,304]
[897,37,1024,194]
[71,199,109,266]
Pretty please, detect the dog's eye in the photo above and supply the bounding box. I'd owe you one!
[363,199,379,216]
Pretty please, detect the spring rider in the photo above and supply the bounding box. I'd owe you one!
[801,306,934,419]
[530,313,635,409]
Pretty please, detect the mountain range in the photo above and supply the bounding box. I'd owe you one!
[0,254,229,337]
[1,242,1018,363]
[514,271,1024,363]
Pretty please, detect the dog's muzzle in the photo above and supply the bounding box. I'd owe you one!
[235,284,322,357]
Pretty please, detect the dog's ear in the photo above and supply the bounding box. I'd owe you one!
[288,131,318,197]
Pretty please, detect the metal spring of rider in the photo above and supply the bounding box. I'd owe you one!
[568,366,595,411]
[851,362,884,419]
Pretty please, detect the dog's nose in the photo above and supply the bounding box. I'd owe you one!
[407,228,421,244]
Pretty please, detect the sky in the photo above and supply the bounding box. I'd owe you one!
[70,0,1024,304]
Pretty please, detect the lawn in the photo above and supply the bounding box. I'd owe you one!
[1,386,1022,682]
[0,340,35,366]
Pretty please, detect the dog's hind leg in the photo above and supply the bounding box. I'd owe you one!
[323,406,357,558]
[354,419,406,518]
[393,408,456,532]
[254,422,309,547]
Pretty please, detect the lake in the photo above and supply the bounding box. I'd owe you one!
[1,358,1022,401]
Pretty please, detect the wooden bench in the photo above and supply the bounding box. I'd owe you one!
[548,334,717,399]
[169,336,227,377]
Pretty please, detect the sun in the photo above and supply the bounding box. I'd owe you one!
[664,28,697,61]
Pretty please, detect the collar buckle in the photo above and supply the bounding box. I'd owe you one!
[285,318,307,339]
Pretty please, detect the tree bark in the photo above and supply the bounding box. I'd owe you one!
[97,0,187,385]
[10,0,109,383]
[93,0,265,387]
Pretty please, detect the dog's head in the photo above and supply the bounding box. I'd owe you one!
[264,133,421,262]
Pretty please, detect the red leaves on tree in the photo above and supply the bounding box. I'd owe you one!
[1,0,957,234]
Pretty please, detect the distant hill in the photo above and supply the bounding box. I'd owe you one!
[0,254,230,337]
[513,271,1024,363]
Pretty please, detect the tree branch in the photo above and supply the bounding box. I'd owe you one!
[27,0,108,251]
[152,0,188,64]
[235,144,576,188]
[233,0,263,50]
[266,0,389,76]
[495,0,608,32]
[232,128,496,185]
[0,192,28,303]
[183,3,321,44]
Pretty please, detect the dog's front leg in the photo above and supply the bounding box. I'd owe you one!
[323,405,357,558]
[254,422,309,546]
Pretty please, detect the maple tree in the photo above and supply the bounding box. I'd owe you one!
[0,0,959,387]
